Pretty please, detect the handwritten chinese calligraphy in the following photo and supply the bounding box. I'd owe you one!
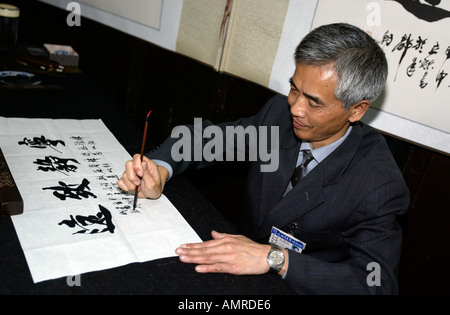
[58,204,116,234]
[17,132,138,239]
[34,156,80,176]
[18,136,65,153]
[97,174,138,215]
[381,29,450,90]
[42,178,97,201]
[69,136,137,214]
[387,0,450,23]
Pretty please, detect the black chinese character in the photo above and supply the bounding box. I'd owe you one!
[58,204,115,234]
[19,136,65,153]
[42,178,97,201]
[34,156,80,176]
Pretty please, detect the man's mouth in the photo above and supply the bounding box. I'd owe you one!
[292,118,309,129]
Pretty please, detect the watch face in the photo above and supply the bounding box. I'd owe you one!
[270,249,284,265]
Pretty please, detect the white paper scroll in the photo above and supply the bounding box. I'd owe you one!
[0,117,201,283]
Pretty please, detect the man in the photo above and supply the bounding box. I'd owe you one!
[118,23,410,294]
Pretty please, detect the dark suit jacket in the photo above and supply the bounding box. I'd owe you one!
[148,95,410,295]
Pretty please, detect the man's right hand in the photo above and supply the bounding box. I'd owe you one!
[117,154,169,199]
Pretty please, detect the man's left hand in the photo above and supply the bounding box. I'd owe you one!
[175,230,272,275]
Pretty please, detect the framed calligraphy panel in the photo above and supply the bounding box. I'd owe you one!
[312,0,450,154]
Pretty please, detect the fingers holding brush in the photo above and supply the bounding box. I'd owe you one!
[117,154,143,193]
[138,157,168,199]
[117,155,168,199]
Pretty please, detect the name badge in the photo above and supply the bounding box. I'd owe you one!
[269,226,306,253]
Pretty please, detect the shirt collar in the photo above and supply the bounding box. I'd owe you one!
[300,125,353,164]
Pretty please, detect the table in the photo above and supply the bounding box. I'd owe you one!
[0,72,296,295]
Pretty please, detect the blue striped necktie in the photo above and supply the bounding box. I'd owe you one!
[290,149,314,187]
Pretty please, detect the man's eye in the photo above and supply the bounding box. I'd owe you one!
[308,102,321,109]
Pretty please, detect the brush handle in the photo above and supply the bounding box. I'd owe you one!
[139,120,149,158]
[133,111,151,210]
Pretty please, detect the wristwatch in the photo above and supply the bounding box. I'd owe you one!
[267,245,285,274]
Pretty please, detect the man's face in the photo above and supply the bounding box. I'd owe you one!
[288,63,358,149]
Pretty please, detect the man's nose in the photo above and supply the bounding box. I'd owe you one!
[290,94,307,117]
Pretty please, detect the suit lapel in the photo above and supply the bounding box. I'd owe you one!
[255,123,363,239]
[256,128,300,230]
[258,163,325,237]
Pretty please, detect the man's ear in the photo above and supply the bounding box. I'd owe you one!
[348,100,370,123]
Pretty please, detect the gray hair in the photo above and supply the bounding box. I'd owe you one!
[294,23,388,109]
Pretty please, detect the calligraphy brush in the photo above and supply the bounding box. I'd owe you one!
[133,110,151,210]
